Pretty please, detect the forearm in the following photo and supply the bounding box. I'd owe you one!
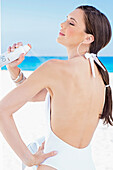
[0,114,34,166]
[6,65,46,102]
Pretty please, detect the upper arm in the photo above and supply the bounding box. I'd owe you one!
[0,60,56,116]
[30,88,48,102]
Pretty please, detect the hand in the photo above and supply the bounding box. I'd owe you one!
[32,141,57,167]
[7,42,26,68]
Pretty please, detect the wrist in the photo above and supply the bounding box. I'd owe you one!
[25,154,36,167]
[14,71,26,84]
[6,64,18,70]
[7,65,20,80]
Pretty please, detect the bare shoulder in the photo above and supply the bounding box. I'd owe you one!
[44,59,67,74]
[47,58,84,77]
[28,59,59,79]
[47,58,66,66]
[40,59,62,70]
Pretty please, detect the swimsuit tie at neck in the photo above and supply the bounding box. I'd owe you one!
[105,84,110,88]
[84,53,106,78]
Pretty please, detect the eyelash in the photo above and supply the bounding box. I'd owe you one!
[69,23,75,26]
[64,19,75,26]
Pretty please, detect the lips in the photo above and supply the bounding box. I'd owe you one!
[59,32,65,36]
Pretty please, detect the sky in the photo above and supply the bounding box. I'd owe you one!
[1,0,113,56]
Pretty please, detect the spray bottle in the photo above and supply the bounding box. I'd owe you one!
[0,44,31,67]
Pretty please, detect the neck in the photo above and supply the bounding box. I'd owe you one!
[67,45,89,60]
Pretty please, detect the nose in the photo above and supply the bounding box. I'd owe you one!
[60,21,66,28]
[60,22,63,28]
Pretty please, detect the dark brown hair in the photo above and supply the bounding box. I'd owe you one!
[77,5,113,125]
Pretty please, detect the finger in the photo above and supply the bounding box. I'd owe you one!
[39,141,45,151]
[7,46,11,53]
[19,53,25,58]
[16,44,19,48]
[17,42,23,47]
[38,146,42,152]
[12,43,16,49]
[43,151,57,160]
[42,141,45,145]
[16,53,25,64]
[11,46,15,52]
[41,141,45,150]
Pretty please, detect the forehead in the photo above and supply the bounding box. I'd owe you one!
[68,9,85,29]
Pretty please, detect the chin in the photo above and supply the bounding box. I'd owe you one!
[56,37,66,46]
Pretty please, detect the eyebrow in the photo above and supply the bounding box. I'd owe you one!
[66,16,77,23]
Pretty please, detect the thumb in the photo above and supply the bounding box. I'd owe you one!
[17,53,25,63]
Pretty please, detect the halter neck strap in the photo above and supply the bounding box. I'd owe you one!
[84,53,106,78]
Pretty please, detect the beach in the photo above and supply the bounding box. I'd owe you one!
[0,70,113,170]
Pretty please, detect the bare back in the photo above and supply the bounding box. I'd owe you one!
[47,57,105,148]
[38,57,105,170]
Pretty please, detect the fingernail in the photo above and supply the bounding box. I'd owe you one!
[53,151,58,154]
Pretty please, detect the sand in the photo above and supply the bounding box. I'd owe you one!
[0,70,113,170]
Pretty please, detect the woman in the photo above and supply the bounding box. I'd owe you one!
[0,5,113,170]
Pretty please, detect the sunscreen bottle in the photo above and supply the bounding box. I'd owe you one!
[0,44,31,67]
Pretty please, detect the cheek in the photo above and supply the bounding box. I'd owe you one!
[66,28,84,43]
[66,28,76,37]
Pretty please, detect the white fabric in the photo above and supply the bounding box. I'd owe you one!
[84,53,110,88]
[105,84,110,88]
[84,53,106,78]
[40,92,96,170]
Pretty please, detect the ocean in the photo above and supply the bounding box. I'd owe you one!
[1,56,113,72]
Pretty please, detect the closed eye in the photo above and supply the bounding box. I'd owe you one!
[69,23,75,26]
[65,18,75,26]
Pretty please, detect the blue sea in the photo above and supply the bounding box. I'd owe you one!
[1,56,113,72]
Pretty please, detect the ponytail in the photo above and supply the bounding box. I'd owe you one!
[100,86,112,125]
[95,60,113,126]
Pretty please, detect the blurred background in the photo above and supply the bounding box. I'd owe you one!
[0,0,113,170]
[1,0,113,56]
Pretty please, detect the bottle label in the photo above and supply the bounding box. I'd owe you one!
[1,55,6,62]
[0,55,9,67]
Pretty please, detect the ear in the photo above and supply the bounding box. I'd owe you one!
[83,34,94,45]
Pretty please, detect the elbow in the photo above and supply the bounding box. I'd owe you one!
[0,111,5,125]
[0,103,13,118]
[0,108,6,120]
[0,102,6,118]
[0,107,10,120]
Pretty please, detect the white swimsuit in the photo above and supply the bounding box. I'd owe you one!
[23,53,106,170]
[40,91,96,170]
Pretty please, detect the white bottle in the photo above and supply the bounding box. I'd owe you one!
[0,44,31,67]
